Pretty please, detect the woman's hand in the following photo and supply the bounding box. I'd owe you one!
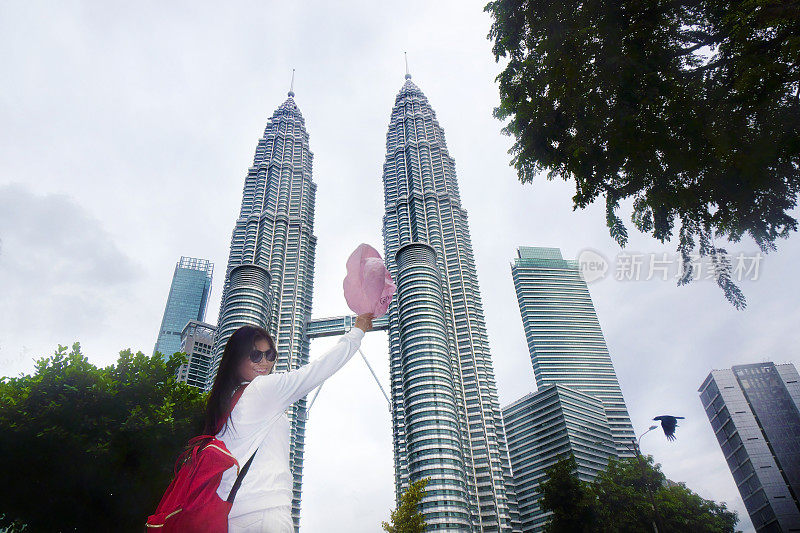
[355,313,374,332]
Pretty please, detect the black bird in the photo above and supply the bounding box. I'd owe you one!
[653,415,684,441]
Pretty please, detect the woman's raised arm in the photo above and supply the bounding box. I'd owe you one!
[250,314,373,414]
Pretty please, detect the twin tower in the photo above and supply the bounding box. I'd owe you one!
[208,74,519,531]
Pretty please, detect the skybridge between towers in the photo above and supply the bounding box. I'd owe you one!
[304,314,389,338]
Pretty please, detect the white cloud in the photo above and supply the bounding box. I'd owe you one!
[0,182,144,372]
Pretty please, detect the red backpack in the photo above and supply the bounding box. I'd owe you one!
[146,386,255,532]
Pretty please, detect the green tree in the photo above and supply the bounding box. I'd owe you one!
[0,342,206,532]
[593,456,739,532]
[538,455,739,532]
[538,454,596,533]
[485,0,800,309]
[592,455,666,531]
[382,477,429,533]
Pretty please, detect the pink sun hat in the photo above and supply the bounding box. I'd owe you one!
[343,243,396,319]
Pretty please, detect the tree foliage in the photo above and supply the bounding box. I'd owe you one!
[0,342,206,532]
[382,477,429,533]
[485,0,800,308]
[539,455,740,532]
[538,454,596,533]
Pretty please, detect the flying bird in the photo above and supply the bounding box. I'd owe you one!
[653,415,684,441]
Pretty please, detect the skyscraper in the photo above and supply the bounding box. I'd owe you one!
[208,88,317,530]
[381,73,518,531]
[699,362,800,532]
[511,246,635,457]
[153,256,213,359]
[503,384,616,532]
[177,320,216,390]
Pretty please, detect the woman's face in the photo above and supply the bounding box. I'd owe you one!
[238,337,276,382]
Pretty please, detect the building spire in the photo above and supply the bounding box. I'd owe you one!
[404,52,411,80]
[288,68,295,98]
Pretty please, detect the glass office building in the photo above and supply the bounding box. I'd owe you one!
[699,362,800,532]
[503,384,616,532]
[208,89,317,530]
[510,247,635,457]
[177,320,216,390]
[153,256,213,359]
[381,73,518,531]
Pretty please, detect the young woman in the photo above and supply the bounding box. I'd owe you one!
[202,313,374,532]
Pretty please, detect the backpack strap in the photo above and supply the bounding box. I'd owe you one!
[226,448,258,503]
[222,382,286,503]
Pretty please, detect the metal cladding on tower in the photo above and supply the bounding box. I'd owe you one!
[395,242,472,529]
[208,90,317,531]
[381,76,519,532]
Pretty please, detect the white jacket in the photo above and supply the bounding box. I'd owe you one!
[215,325,366,517]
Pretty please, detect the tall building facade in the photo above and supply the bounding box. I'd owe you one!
[208,90,317,530]
[503,384,616,532]
[382,74,518,531]
[153,256,213,359]
[699,362,800,532]
[177,320,216,390]
[511,247,635,457]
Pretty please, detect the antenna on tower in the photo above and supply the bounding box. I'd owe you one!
[288,69,295,97]
[404,52,411,79]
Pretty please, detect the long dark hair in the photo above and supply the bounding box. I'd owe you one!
[202,324,275,436]
[173,325,275,473]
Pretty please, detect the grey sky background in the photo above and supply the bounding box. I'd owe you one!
[1,2,798,531]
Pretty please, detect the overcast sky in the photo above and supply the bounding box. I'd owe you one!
[2,2,799,531]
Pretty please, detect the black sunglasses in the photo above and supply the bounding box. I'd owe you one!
[249,347,278,364]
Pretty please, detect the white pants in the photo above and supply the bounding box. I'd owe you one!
[228,505,293,533]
